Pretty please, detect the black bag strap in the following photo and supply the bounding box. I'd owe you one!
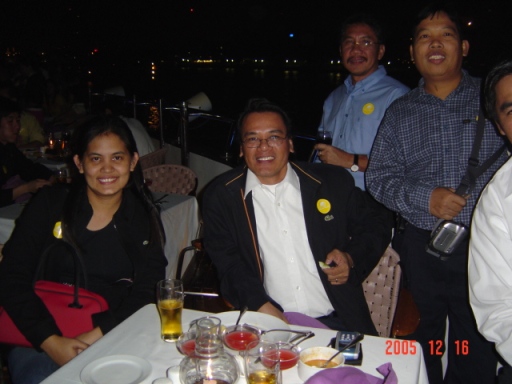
[455,109,506,196]
[33,240,88,309]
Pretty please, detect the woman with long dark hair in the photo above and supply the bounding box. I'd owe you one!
[0,115,167,383]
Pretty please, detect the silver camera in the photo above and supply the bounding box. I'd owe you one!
[426,220,469,257]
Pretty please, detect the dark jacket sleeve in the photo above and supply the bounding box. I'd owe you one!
[203,175,276,312]
[0,145,54,207]
[0,186,64,348]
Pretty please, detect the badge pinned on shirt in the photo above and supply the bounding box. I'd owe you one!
[362,103,375,115]
[317,199,331,214]
[53,221,63,239]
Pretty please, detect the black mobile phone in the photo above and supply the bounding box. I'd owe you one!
[329,331,363,366]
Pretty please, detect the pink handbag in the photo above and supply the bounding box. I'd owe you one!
[0,241,109,347]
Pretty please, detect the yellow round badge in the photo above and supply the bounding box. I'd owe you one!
[317,199,331,214]
[362,103,375,115]
[53,221,63,239]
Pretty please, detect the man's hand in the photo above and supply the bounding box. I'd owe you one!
[40,335,90,366]
[257,302,289,323]
[429,187,468,220]
[315,144,352,167]
[322,249,354,285]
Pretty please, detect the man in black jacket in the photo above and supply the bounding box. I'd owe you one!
[203,99,392,334]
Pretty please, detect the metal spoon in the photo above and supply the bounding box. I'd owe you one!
[291,331,315,345]
[320,333,364,368]
[242,324,312,337]
[235,306,248,327]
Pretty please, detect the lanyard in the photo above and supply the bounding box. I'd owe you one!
[455,109,506,196]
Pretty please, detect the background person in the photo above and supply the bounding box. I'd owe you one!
[203,98,392,334]
[0,96,53,206]
[0,81,45,149]
[0,115,167,383]
[315,13,409,190]
[366,3,506,383]
[469,58,512,383]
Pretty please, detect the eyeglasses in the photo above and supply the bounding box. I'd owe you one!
[341,39,380,50]
[242,136,288,148]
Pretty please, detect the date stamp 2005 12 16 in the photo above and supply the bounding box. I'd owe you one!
[385,340,470,356]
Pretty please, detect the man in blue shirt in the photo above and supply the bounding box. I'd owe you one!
[366,4,506,383]
[315,14,409,190]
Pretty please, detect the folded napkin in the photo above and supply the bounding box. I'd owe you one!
[284,312,330,329]
[305,362,398,384]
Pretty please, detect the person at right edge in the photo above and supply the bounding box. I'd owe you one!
[366,3,506,383]
[469,58,512,384]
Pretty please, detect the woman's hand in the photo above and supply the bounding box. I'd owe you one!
[76,327,103,346]
[40,335,90,366]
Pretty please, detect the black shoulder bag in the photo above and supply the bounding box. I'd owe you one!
[426,110,506,259]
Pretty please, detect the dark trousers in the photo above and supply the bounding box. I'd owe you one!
[397,224,498,384]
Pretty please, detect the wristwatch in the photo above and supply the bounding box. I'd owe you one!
[350,154,359,172]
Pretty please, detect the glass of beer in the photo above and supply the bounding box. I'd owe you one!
[243,340,282,384]
[157,279,184,342]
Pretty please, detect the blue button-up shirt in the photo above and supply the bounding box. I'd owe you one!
[367,70,508,230]
[318,65,409,189]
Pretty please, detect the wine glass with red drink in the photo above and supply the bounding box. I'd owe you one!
[223,324,260,352]
[317,130,333,145]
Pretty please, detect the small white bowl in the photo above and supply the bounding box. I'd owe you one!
[297,346,345,382]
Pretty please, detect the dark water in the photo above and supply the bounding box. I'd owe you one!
[91,61,420,136]
[89,61,420,163]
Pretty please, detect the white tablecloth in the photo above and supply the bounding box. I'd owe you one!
[42,304,429,384]
[157,194,200,279]
[0,203,24,244]
[0,194,199,280]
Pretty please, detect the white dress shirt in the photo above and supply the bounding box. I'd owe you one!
[469,156,512,365]
[245,163,334,317]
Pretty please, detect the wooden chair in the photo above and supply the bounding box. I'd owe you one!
[362,246,402,337]
[143,164,197,195]
[176,239,232,313]
[139,146,168,170]
[390,287,421,338]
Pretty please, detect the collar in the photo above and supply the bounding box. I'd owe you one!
[417,69,473,98]
[244,163,300,198]
[344,65,387,94]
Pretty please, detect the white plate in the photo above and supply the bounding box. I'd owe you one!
[212,311,291,343]
[80,355,152,384]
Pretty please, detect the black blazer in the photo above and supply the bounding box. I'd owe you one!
[203,161,392,335]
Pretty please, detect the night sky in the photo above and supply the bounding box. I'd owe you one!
[3,0,512,67]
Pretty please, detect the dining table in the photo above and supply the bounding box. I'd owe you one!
[0,193,199,280]
[42,304,429,383]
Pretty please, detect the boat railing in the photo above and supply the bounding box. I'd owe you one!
[88,91,238,167]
